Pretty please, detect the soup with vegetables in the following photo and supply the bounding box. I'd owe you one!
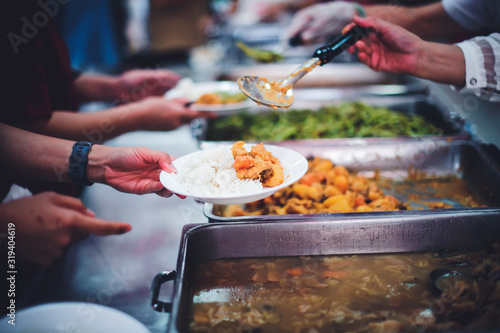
[189,246,500,332]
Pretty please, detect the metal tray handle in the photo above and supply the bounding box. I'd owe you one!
[151,270,176,313]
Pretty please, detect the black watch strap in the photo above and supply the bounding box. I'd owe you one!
[68,142,94,186]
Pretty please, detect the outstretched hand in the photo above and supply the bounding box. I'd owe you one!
[93,146,183,198]
[117,69,181,102]
[347,16,424,75]
[284,1,357,44]
[132,96,216,131]
[0,192,131,266]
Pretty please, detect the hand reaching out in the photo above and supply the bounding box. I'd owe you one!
[284,1,358,44]
[89,145,183,198]
[117,69,181,102]
[0,192,131,266]
[347,16,424,75]
[131,97,216,132]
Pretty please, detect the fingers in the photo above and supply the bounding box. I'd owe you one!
[144,180,166,194]
[170,97,189,104]
[191,110,217,120]
[354,40,371,54]
[154,70,181,87]
[140,148,176,173]
[155,188,174,198]
[74,215,132,236]
[284,12,312,43]
[47,192,89,215]
[342,22,355,34]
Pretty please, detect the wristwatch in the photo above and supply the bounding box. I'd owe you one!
[68,142,94,186]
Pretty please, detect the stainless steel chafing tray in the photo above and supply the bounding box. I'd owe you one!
[151,215,500,333]
[204,140,500,222]
[191,92,468,149]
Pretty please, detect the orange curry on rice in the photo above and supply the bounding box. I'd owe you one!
[231,141,284,187]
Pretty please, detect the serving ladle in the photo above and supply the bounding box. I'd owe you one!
[429,268,473,294]
[237,26,371,109]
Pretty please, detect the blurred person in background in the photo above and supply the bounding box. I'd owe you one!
[346,0,500,101]
[2,1,214,144]
[146,0,213,66]
[2,1,215,198]
[55,0,212,71]
[54,0,127,73]
[283,0,466,45]
[257,0,438,24]
[283,0,500,101]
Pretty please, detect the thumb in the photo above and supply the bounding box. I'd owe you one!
[76,216,132,236]
[157,152,177,173]
[285,11,313,43]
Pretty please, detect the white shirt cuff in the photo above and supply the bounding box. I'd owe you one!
[455,40,486,90]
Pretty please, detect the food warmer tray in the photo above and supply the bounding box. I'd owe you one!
[151,214,500,333]
[191,92,469,149]
[204,140,500,222]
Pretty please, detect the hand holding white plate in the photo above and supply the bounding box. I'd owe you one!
[160,144,308,205]
[164,78,253,115]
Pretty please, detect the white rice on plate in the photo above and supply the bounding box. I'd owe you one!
[173,146,263,196]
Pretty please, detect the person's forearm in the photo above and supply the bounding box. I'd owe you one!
[365,2,466,40]
[0,123,73,182]
[0,122,115,184]
[413,42,465,87]
[23,103,142,143]
[74,75,121,103]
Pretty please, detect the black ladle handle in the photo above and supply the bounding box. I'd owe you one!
[313,26,371,65]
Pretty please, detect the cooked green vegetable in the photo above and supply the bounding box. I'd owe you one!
[207,102,443,141]
[236,41,284,63]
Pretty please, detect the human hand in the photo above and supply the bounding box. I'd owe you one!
[117,69,181,102]
[0,192,131,266]
[347,16,424,75]
[88,145,184,198]
[131,96,216,131]
[258,2,288,23]
[284,1,358,44]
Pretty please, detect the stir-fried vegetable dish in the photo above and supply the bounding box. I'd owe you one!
[206,102,443,141]
[190,245,500,332]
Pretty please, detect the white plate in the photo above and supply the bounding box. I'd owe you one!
[165,78,253,115]
[160,144,308,205]
[0,302,150,333]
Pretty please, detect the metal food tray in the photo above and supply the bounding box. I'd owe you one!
[151,215,500,332]
[191,91,469,149]
[204,140,500,222]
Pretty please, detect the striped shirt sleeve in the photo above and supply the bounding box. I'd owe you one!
[455,33,500,102]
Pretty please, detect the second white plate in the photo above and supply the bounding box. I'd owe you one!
[165,79,253,115]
